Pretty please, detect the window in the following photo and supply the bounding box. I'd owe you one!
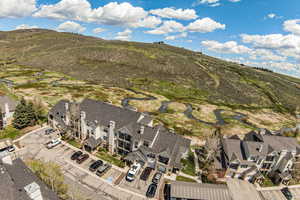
[134,141,138,149]
[229,163,239,170]
[250,156,256,162]
[257,159,263,165]
[266,155,275,162]
[240,165,248,168]
[143,140,149,147]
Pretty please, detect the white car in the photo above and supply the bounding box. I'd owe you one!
[126,162,142,182]
[46,138,61,149]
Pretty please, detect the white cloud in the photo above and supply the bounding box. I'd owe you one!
[57,21,86,33]
[115,29,132,41]
[91,2,147,26]
[92,27,106,34]
[267,13,276,19]
[0,0,37,18]
[249,49,286,62]
[283,19,300,35]
[202,40,287,62]
[187,17,225,33]
[16,24,38,30]
[129,15,162,28]
[192,0,221,7]
[165,32,188,40]
[150,8,197,20]
[228,0,241,2]
[34,0,151,28]
[145,20,185,35]
[201,40,251,54]
[33,0,92,21]
[240,33,300,49]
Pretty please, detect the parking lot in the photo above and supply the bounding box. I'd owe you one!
[16,127,152,200]
[119,167,164,199]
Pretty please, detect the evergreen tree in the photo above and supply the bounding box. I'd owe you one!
[12,98,37,129]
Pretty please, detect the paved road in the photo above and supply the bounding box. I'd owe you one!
[16,127,149,200]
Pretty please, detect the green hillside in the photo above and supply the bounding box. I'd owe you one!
[0,29,299,139]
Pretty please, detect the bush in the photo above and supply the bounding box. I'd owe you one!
[27,160,68,199]
[181,151,196,176]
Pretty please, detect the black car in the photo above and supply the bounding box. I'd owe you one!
[140,167,152,181]
[71,151,83,160]
[281,187,293,200]
[89,160,104,172]
[152,172,162,184]
[45,128,55,135]
[76,154,89,164]
[163,183,171,200]
[146,183,157,198]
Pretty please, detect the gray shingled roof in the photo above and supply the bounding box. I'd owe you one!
[80,99,142,130]
[242,141,269,157]
[227,178,262,200]
[261,135,300,153]
[49,99,69,121]
[222,139,245,161]
[2,158,60,200]
[170,181,232,200]
[152,128,191,169]
[0,95,17,113]
[117,122,158,142]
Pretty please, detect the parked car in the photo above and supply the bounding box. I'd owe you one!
[146,183,157,198]
[96,163,112,177]
[152,172,162,184]
[281,187,293,200]
[46,138,61,149]
[7,145,15,152]
[89,160,104,172]
[126,162,142,182]
[76,153,89,164]
[140,167,152,181]
[45,128,55,135]
[71,151,83,160]
[163,183,171,200]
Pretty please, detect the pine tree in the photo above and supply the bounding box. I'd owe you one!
[12,98,37,129]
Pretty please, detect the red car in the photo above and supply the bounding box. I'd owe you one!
[76,153,89,164]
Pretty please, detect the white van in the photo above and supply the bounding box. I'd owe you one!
[46,138,61,149]
[126,162,142,182]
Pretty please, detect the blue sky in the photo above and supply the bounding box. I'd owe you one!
[0,0,300,77]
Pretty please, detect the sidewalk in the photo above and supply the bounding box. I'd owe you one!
[178,172,201,183]
[61,140,127,173]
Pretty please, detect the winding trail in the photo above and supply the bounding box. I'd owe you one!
[121,89,259,130]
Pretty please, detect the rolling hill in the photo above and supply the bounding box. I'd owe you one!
[0,29,299,138]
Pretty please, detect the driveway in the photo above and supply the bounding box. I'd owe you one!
[119,168,164,199]
[16,127,150,200]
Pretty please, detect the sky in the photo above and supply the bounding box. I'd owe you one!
[0,0,300,77]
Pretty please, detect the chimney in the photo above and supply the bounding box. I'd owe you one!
[81,111,86,120]
[108,121,116,154]
[65,103,69,111]
[139,126,145,135]
[4,103,9,117]
[24,182,43,200]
